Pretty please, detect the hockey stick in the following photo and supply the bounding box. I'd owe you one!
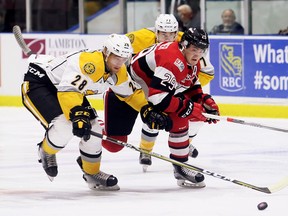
[203,113,288,133]
[12,25,33,56]
[90,130,288,194]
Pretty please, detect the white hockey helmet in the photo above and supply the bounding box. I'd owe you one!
[103,34,133,59]
[155,14,178,32]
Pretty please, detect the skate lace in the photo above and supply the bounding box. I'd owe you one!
[45,153,57,167]
[180,167,198,177]
[93,171,110,185]
[39,145,57,168]
[189,144,196,152]
[140,153,151,159]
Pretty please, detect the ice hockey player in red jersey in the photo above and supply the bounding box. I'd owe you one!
[102,14,180,153]
[131,28,219,187]
[102,15,215,174]
[102,28,219,187]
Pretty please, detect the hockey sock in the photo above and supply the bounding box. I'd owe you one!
[42,138,59,154]
[102,134,126,152]
[139,139,155,152]
[82,160,100,175]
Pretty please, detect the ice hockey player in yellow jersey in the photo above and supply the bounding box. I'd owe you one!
[21,33,171,190]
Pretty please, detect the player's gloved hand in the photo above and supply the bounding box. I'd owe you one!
[69,106,91,141]
[176,96,206,121]
[202,94,220,124]
[140,104,172,131]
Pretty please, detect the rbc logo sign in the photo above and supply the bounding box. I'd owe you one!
[219,43,244,92]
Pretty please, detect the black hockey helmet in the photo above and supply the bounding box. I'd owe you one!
[180,27,209,50]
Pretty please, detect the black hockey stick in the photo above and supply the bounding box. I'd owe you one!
[90,130,288,194]
[12,25,34,56]
[203,113,288,133]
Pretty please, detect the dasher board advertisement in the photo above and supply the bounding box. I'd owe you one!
[0,33,107,96]
[209,36,288,99]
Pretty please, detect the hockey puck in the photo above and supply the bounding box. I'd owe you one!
[257,202,268,210]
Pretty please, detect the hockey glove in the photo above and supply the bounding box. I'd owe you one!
[176,97,206,121]
[202,94,220,124]
[140,104,173,131]
[69,106,91,141]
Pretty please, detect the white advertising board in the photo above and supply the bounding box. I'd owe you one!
[0,33,108,96]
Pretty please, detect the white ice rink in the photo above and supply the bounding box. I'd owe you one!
[1,107,288,216]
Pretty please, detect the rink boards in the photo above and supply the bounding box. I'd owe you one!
[0,33,287,118]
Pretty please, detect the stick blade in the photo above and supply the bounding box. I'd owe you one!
[268,176,288,193]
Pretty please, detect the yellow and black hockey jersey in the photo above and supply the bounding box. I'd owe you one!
[28,50,148,120]
[126,27,183,54]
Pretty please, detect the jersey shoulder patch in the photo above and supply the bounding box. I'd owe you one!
[79,51,105,81]
[126,28,156,54]
[83,62,96,74]
[174,58,185,72]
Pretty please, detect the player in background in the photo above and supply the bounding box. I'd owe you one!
[128,28,220,187]
[102,14,214,170]
[101,14,180,154]
[21,34,171,191]
[128,14,214,169]
[126,13,182,54]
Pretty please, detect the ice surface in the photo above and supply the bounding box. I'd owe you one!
[0,107,288,216]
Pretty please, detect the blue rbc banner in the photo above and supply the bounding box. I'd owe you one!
[209,36,288,98]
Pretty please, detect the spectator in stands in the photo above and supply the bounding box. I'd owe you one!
[210,9,244,35]
[278,27,288,35]
[176,4,201,31]
[0,10,5,32]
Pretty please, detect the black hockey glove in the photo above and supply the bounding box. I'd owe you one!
[69,106,91,141]
[202,94,220,124]
[140,104,173,131]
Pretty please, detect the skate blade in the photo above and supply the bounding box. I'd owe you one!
[47,175,54,182]
[142,165,149,172]
[177,179,206,188]
[88,184,120,191]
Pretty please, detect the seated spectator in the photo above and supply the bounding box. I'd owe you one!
[278,27,288,35]
[176,4,201,31]
[0,10,5,32]
[210,9,244,35]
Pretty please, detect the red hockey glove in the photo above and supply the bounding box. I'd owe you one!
[176,97,206,121]
[202,94,220,124]
[140,104,173,131]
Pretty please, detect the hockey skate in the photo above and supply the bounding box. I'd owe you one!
[37,142,58,181]
[76,156,120,191]
[139,152,152,172]
[188,144,199,158]
[173,164,205,188]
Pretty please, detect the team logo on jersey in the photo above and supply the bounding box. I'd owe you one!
[174,58,185,72]
[127,34,135,44]
[23,38,46,58]
[83,63,95,74]
[219,43,244,92]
